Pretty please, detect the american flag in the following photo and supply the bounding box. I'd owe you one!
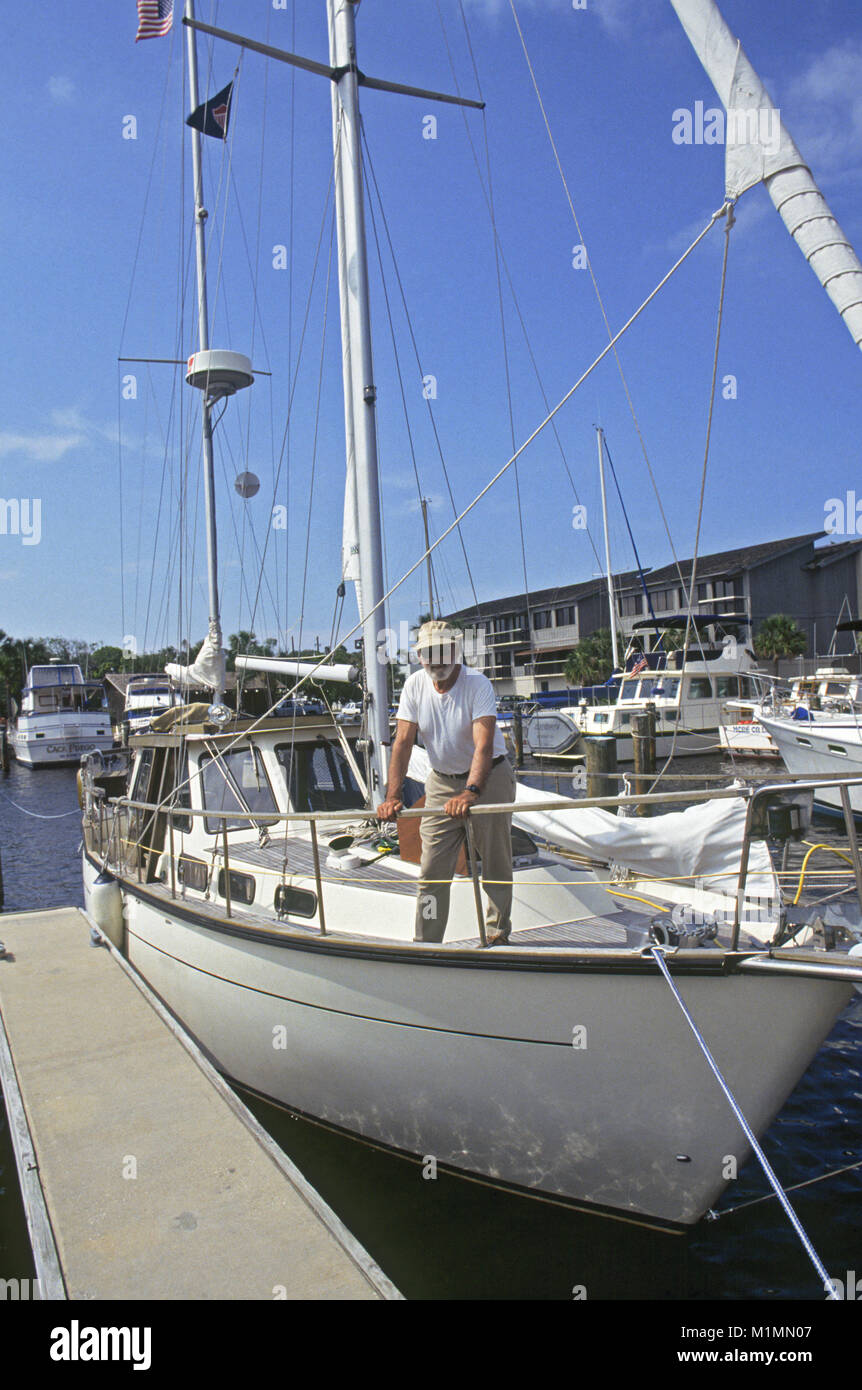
[630,653,648,676]
[135,0,173,42]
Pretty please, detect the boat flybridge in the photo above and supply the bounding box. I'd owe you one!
[9,663,113,768]
[525,613,761,761]
[120,673,183,742]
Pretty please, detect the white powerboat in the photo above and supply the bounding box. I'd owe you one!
[526,616,762,761]
[9,663,113,768]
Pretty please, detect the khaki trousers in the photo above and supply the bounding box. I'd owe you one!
[415,758,516,942]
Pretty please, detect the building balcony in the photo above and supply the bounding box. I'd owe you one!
[529,623,579,651]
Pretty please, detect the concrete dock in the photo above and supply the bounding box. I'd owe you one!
[0,907,400,1300]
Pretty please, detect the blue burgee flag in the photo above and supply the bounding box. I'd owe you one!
[186,82,234,140]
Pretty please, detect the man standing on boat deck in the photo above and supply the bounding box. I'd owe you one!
[376,620,516,945]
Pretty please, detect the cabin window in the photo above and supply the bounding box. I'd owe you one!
[621,681,639,700]
[178,857,208,893]
[827,744,847,756]
[217,868,256,905]
[688,678,713,700]
[277,741,365,813]
[620,713,631,726]
[824,683,846,697]
[650,677,679,701]
[130,748,155,804]
[200,747,278,834]
[274,884,318,919]
[716,677,739,699]
[739,676,757,699]
[167,777,192,834]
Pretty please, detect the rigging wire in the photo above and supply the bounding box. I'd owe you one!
[156,206,730,809]
[508,0,693,601]
[451,1,537,664]
[648,204,736,791]
[359,133,485,624]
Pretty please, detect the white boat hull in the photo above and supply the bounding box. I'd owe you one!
[718,721,781,758]
[83,852,851,1227]
[10,724,114,767]
[758,717,862,814]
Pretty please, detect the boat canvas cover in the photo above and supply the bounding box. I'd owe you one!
[407,745,777,922]
[164,621,224,692]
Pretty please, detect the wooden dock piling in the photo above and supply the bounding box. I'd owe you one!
[632,706,657,806]
[584,735,618,800]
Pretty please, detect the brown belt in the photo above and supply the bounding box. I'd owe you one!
[431,754,507,778]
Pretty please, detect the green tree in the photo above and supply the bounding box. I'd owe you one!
[564,629,614,687]
[226,630,276,672]
[753,615,807,672]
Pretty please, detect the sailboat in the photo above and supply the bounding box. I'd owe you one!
[80,0,862,1236]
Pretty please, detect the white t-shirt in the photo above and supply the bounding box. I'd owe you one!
[396,666,506,774]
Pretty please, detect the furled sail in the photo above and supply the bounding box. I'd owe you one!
[341,448,363,620]
[165,620,225,692]
[671,0,862,350]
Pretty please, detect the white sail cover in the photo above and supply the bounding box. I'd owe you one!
[165,620,225,692]
[671,0,862,349]
[407,745,777,919]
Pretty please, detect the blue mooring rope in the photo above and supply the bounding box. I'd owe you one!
[649,945,838,1300]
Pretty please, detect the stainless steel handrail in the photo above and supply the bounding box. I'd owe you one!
[93,771,862,947]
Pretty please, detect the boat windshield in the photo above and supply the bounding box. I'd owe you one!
[276,741,365,813]
[199,746,279,833]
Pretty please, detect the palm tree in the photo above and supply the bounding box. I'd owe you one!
[754,615,807,673]
[564,629,614,687]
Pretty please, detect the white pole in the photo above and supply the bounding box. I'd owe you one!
[327,0,389,797]
[597,428,620,669]
[184,0,225,703]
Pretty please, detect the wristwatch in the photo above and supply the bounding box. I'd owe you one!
[465,783,482,795]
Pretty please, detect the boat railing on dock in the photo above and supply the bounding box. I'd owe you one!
[82,773,862,951]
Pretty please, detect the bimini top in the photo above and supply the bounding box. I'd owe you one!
[26,664,89,688]
[631,613,750,630]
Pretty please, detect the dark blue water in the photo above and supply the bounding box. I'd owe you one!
[1,755,860,1300]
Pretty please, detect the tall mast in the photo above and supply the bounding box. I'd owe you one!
[184,0,225,704]
[596,427,620,670]
[421,498,434,619]
[327,0,389,796]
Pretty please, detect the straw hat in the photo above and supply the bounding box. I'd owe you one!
[414,619,462,655]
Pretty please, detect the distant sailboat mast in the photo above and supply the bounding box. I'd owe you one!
[596,427,620,671]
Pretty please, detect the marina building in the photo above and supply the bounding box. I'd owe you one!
[445,532,862,697]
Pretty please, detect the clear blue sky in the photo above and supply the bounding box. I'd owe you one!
[2,0,862,657]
